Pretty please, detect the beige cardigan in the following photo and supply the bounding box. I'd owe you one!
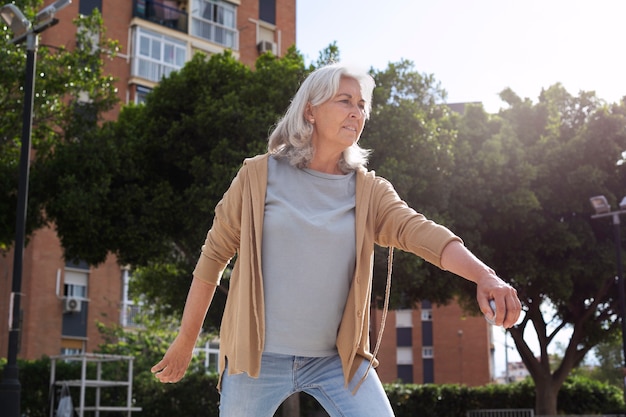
[193,153,461,388]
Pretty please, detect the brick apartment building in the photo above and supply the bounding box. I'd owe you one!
[0,0,495,386]
[372,303,494,385]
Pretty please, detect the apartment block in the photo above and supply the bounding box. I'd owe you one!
[373,301,495,385]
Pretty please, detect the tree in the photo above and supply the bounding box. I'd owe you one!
[38,49,307,327]
[450,86,626,415]
[587,331,624,389]
[0,1,119,251]
[361,60,478,309]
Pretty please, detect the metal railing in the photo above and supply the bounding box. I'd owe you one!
[134,0,188,33]
[467,410,534,417]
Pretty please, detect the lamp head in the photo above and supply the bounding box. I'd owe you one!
[35,0,72,26]
[590,195,611,215]
[0,4,31,38]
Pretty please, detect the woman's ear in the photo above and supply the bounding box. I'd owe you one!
[305,103,315,123]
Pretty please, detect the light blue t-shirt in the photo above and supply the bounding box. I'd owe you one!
[262,156,357,357]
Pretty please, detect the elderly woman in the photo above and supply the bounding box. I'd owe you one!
[152,63,521,416]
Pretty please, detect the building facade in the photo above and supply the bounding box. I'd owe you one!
[373,302,495,385]
[0,0,496,387]
[39,0,296,118]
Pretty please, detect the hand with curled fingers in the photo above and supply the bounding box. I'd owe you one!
[151,336,195,383]
[477,274,522,328]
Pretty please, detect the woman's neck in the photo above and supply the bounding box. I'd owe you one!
[308,148,344,175]
[307,158,343,175]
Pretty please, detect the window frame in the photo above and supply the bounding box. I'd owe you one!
[190,0,238,49]
[133,27,187,82]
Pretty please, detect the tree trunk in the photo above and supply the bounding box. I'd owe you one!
[534,378,559,416]
[282,393,300,417]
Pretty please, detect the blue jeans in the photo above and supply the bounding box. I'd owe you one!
[219,352,395,417]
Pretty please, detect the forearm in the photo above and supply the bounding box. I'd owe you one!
[440,240,498,284]
[440,240,521,328]
[177,277,217,347]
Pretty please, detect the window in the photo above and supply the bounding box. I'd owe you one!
[396,328,412,347]
[194,341,220,373]
[61,347,82,356]
[397,364,413,383]
[61,338,85,356]
[421,309,432,321]
[191,0,238,49]
[397,347,413,365]
[122,304,143,327]
[422,346,434,358]
[259,0,275,24]
[133,27,186,82]
[135,85,152,104]
[64,270,88,299]
[396,309,412,327]
[121,268,144,328]
[79,0,102,15]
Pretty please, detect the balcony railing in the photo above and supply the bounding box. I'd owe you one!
[134,0,188,33]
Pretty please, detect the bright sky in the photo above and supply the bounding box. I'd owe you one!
[296,0,626,114]
[295,0,609,377]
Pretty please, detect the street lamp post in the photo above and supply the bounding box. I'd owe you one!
[589,195,626,405]
[0,2,71,416]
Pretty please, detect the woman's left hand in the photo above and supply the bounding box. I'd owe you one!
[476,274,521,328]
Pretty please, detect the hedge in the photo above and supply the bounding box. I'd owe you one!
[1,358,623,417]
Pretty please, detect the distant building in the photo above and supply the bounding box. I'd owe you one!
[447,102,482,114]
[373,302,495,386]
[495,360,530,384]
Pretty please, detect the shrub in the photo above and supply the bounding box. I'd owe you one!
[2,358,624,416]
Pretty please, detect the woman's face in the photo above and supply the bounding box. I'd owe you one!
[307,77,367,155]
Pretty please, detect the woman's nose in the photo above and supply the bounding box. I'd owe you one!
[350,105,364,119]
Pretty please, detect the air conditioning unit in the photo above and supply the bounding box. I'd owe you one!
[64,297,81,313]
[257,40,277,55]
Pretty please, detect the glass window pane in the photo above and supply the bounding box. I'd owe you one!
[151,39,161,60]
[176,48,185,66]
[164,43,173,63]
[201,2,212,19]
[139,36,150,57]
[224,9,234,27]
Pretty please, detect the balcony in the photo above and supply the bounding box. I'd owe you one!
[133,0,188,33]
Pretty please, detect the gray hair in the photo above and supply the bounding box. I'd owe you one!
[268,63,375,172]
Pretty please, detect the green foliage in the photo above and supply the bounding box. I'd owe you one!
[0,355,219,417]
[558,374,624,415]
[37,49,307,327]
[362,59,470,309]
[0,357,84,417]
[578,331,624,389]
[0,2,119,251]
[6,351,622,417]
[448,87,626,414]
[132,371,220,416]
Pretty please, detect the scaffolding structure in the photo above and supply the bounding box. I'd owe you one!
[49,353,141,417]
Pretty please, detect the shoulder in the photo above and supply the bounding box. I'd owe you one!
[356,167,396,194]
[243,153,270,166]
[236,153,269,179]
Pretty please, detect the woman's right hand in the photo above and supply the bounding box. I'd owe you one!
[151,336,194,383]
